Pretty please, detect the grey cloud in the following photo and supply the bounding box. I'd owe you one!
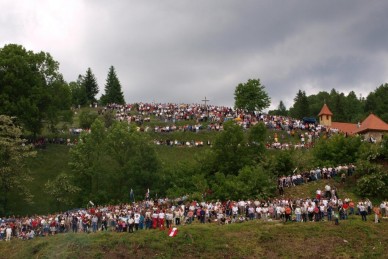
[1,0,388,109]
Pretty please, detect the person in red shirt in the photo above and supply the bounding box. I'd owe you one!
[348,200,355,215]
[314,206,320,221]
[342,203,349,219]
[285,206,292,222]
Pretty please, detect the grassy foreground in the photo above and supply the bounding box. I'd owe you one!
[0,218,387,259]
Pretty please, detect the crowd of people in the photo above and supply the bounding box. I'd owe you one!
[1,189,386,241]
[278,163,356,193]
[102,102,327,133]
[28,102,358,150]
[6,103,383,242]
[99,102,359,151]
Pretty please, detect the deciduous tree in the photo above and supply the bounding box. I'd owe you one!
[0,115,36,215]
[0,44,71,135]
[234,79,270,113]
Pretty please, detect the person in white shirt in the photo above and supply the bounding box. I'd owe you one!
[165,210,173,228]
[158,210,165,230]
[232,204,238,219]
[134,212,140,231]
[358,203,367,221]
[27,229,35,239]
[256,206,262,220]
[5,225,12,241]
[128,216,135,233]
[295,206,302,222]
[325,184,331,198]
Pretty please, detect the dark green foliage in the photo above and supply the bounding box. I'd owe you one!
[164,162,198,198]
[210,120,250,175]
[44,173,81,208]
[308,91,331,118]
[100,66,125,105]
[269,100,288,116]
[354,141,388,199]
[79,110,98,129]
[290,89,367,123]
[344,91,364,123]
[69,120,161,205]
[290,90,309,119]
[313,134,362,165]
[69,76,88,106]
[381,134,388,159]
[0,44,72,135]
[210,166,276,200]
[327,89,346,122]
[0,115,36,215]
[356,170,388,199]
[365,83,388,122]
[82,68,99,104]
[269,150,296,177]
[247,122,267,162]
[103,110,116,128]
[234,78,270,113]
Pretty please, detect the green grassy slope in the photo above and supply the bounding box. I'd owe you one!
[0,218,387,258]
[7,145,71,216]
[8,142,207,216]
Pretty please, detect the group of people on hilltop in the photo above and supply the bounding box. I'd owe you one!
[100,102,323,132]
[97,102,347,150]
[29,102,358,150]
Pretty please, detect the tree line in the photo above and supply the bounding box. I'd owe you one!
[0,44,125,136]
[270,86,388,123]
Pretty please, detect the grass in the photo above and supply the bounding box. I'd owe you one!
[7,144,72,216]
[0,218,387,258]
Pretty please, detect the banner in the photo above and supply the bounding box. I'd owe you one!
[168,227,178,237]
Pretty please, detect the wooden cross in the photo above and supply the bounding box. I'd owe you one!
[202,97,210,118]
[202,96,210,107]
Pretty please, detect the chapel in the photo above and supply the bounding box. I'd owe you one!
[318,104,388,142]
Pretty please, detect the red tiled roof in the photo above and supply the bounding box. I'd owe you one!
[331,122,358,135]
[318,104,333,116]
[354,114,388,134]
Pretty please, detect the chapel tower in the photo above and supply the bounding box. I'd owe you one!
[318,103,333,126]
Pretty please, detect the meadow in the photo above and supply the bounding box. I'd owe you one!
[0,213,387,258]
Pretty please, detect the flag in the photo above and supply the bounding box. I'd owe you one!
[130,188,135,203]
[145,188,150,200]
[168,227,178,237]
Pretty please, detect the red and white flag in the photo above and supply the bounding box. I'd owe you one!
[168,227,178,237]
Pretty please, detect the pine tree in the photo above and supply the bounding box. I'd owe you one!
[290,90,309,119]
[277,101,288,116]
[83,68,99,104]
[100,66,125,105]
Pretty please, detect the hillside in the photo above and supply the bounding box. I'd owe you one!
[0,216,387,259]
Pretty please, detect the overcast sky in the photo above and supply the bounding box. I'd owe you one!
[1,0,388,110]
